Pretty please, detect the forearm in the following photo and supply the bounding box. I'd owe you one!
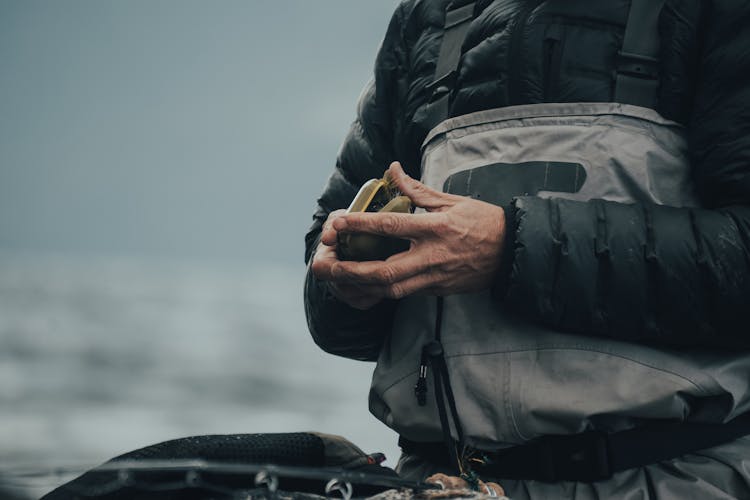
[501,197,750,348]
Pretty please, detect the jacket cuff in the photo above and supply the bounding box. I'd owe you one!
[492,201,519,300]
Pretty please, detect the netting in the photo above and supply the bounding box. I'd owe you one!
[6,460,429,499]
[2,433,421,500]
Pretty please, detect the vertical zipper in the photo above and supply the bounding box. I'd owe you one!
[508,0,546,105]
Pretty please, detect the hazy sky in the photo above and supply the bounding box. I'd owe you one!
[0,0,400,265]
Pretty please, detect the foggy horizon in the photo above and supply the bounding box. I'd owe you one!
[1,0,401,265]
[1,3,405,496]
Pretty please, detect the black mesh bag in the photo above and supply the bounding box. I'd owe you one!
[41,432,400,499]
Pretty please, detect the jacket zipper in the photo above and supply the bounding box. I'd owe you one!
[508,0,546,105]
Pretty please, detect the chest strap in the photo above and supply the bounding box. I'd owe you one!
[614,0,666,108]
[421,2,477,132]
[423,0,665,127]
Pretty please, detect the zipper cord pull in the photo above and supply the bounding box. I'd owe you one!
[414,348,429,406]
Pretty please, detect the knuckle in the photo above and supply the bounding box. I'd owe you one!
[378,266,397,284]
[433,217,450,233]
[408,177,424,191]
[446,218,464,237]
[426,251,442,270]
[324,210,346,231]
[387,284,405,299]
[380,215,402,234]
[328,209,345,221]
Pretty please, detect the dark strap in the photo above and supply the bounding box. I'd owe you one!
[614,0,666,108]
[421,2,476,131]
[428,340,459,469]
[400,413,750,482]
[426,297,466,471]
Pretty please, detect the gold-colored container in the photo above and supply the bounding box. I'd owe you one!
[337,172,412,261]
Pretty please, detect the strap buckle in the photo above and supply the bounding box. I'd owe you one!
[616,50,659,80]
[426,70,458,103]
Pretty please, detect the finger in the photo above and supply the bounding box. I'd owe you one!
[380,270,444,300]
[320,209,347,246]
[476,480,505,498]
[315,253,385,309]
[388,162,462,211]
[426,474,464,490]
[485,482,505,497]
[332,250,433,285]
[320,227,337,247]
[360,273,446,300]
[333,211,436,238]
[310,244,339,281]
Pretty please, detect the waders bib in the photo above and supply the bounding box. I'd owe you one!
[368,1,750,498]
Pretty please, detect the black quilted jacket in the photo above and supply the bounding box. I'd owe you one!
[304,0,750,361]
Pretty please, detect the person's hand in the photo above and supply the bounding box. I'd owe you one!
[327,162,506,299]
[311,210,385,310]
[425,473,505,498]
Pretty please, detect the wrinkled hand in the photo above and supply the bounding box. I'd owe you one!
[311,209,386,310]
[311,162,506,307]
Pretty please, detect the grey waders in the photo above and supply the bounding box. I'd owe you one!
[368,1,750,498]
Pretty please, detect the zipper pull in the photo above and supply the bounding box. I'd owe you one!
[414,348,428,406]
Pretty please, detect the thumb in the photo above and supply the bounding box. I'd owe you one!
[388,162,457,211]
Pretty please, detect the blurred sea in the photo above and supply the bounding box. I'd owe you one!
[0,253,398,498]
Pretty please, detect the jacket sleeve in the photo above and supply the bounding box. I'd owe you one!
[498,1,750,348]
[303,4,409,361]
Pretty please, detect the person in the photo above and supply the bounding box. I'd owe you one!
[304,0,750,498]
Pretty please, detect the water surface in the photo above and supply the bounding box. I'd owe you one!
[0,253,398,497]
